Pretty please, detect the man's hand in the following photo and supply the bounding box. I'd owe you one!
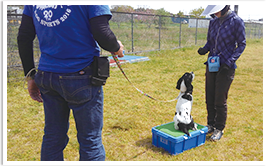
[27,79,43,102]
[113,40,124,57]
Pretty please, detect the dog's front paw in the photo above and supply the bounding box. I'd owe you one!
[174,124,179,130]
[193,123,198,130]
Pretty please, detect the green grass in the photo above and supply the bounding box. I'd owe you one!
[6,39,263,161]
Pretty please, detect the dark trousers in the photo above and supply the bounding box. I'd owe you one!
[205,64,235,131]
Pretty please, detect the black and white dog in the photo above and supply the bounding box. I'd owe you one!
[173,72,197,136]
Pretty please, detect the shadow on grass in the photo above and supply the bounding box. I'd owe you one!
[132,137,170,158]
[124,137,170,161]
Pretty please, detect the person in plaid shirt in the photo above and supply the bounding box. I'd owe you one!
[198,5,246,141]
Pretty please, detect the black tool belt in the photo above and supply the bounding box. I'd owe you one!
[91,56,110,86]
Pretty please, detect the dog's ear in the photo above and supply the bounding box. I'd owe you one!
[176,75,184,90]
[182,94,192,101]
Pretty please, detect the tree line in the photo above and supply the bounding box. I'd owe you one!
[110,5,205,29]
[110,5,205,18]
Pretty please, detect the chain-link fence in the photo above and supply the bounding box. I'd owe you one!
[7,11,263,82]
[7,14,41,82]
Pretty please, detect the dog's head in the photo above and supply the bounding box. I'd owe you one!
[176,72,194,94]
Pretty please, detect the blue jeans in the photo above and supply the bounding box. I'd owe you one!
[34,65,105,161]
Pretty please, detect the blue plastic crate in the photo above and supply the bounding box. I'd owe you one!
[152,122,208,155]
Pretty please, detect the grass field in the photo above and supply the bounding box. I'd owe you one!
[6,39,263,161]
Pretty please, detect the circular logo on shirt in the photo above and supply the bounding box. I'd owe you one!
[34,5,72,27]
[211,59,215,63]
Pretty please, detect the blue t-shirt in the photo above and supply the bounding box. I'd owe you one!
[23,5,112,73]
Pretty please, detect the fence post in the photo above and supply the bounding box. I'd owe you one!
[179,17,182,48]
[195,18,198,45]
[159,16,161,50]
[247,24,251,38]
[254,24,257,38]
[259,24,263,38]
[131,13,134,52]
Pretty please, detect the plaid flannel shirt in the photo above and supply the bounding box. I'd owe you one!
[203,11,246,69]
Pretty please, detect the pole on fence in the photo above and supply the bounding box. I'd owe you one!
[131,13,134,52]
[159,16,161,50]
[254,24,257,38]
[195,18,198,45]
[234,5,238,15]
[179,17,182,47]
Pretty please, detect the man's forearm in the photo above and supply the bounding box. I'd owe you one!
[17,14,36,76]
[89,15,120,53]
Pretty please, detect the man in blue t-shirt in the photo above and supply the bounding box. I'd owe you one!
[18,5,124,161]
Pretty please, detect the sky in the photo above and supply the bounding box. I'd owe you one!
[108,1,265,20]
